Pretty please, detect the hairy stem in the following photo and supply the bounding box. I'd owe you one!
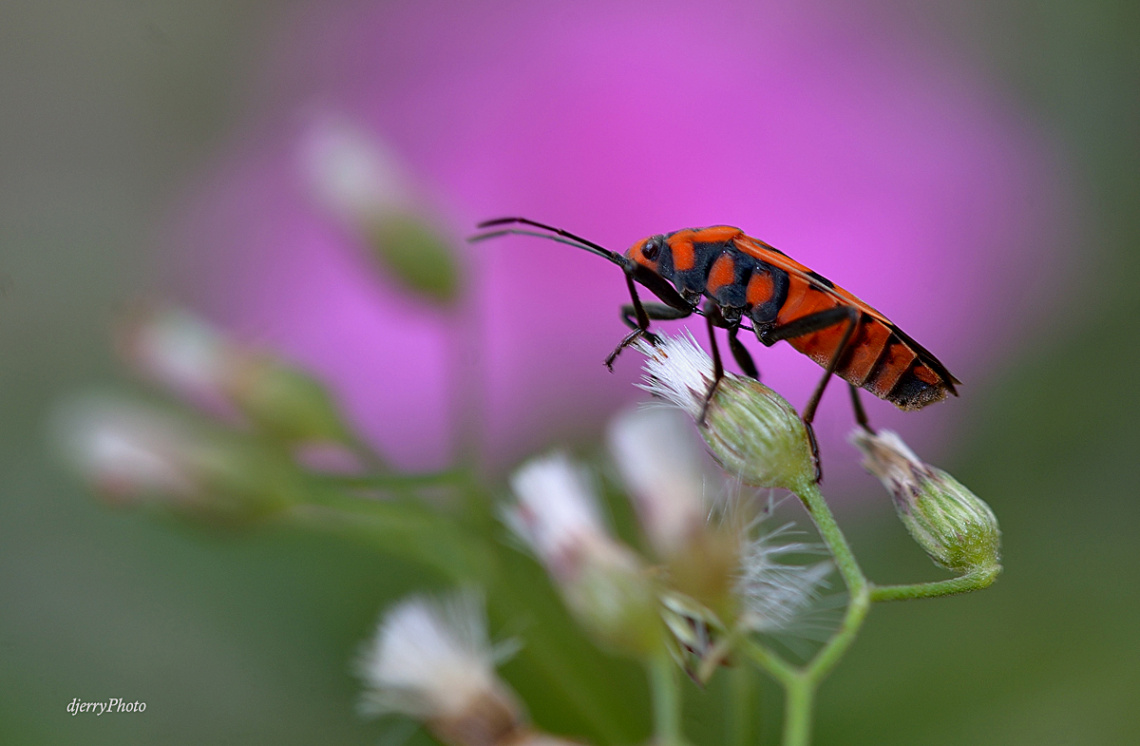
[870,565,1000,602]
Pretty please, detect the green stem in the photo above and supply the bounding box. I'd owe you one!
[793,478,872,682]
[740,638,799,687]
[649,652,688,746]
[792,479,866,599]
[870,565,1000,602]
[781,675,814,746]
[726,660,756,746]
[316,468,468,491]
[739,477,873,746]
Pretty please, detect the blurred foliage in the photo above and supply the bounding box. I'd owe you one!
[1,0,1139,744]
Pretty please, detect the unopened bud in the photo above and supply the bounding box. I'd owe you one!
[852,430,1001,574]
[300,115,460,303]
[659,591,725,682]
[52,394,302,522]
[636,333,813,491]
[121,306,355,446]
[225,354,353,445]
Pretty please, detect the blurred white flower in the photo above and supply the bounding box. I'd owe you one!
[607,407,708,558]
[51,394,200,504]
[119,305,236,410]
[506,453,663,655]
[506,453,620,583]
[51,393,302,519]
[300,114,409,224]
[357,592,523,745]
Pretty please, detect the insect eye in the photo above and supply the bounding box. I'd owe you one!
[642,239,660,260]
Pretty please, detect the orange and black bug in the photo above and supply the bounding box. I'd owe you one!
[470,217,960,479]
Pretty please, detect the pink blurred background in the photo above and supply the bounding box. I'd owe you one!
[168,0,1069,478]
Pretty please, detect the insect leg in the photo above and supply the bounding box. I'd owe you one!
[727,324,759,380]
[849,384,875,433]
[604,273,657,370]
[605,279,694,370]
[696,304,735,423]
[706,309,725,383]
[761,306,862,482]
[619,303,693,330]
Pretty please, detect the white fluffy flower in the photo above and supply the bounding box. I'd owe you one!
[51,394,199,503]
[607,406,708,557]
[357,592,519,725]
[634,331,716,420]
[506,453,615,582]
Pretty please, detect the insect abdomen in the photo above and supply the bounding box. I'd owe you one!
[776,279,954,410]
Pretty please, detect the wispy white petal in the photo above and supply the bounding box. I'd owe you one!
[731,508,831,633]
[357,592,517,722]
[634,332,714,419]
[506,453,610,581]
[607,407,707,556]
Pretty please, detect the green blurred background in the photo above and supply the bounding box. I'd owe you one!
[2,1,1138,744]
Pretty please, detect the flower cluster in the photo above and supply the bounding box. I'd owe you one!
[503,337,831,674]
[56,306,1002,745]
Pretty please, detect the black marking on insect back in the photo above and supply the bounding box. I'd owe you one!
[710,253,752,310]
[806,270,835,289]
[889,324,959,391]
[691,240,735,256]
[748,263,790,326]
[674,241,721,300]
[864,328,898,388]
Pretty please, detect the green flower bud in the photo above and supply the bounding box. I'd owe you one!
[364,211,461,304]
[300,116,461,303]
[702,376,814,491]
[636,333,814,491]
[225,355,354,446]
[52,395,305,523]
[852,430,1001,574]
[120,305,356,446]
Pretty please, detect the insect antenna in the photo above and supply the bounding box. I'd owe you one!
[471,217,629,267]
